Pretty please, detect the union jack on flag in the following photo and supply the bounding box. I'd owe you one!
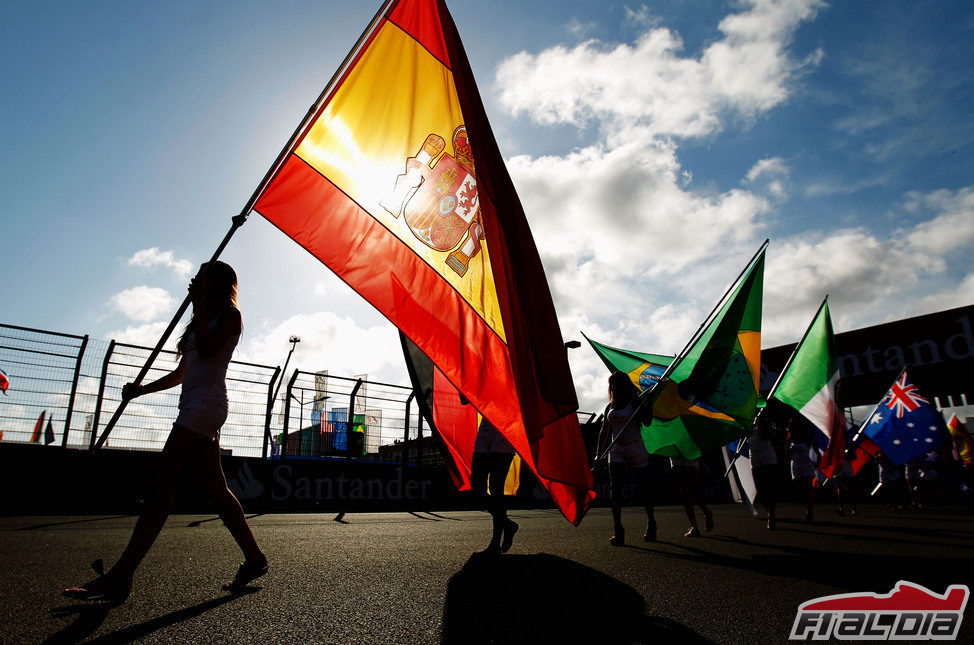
[883,371,929,418]
[864,369,945,465]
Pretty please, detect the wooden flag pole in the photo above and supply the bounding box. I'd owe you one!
[593,240,769,465]
[92,0,394,452]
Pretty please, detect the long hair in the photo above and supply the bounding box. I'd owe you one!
[608,370,637,409]
[177,261,238,355]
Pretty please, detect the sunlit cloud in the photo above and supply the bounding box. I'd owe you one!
[109,286,175,323]
[127,248,193,280]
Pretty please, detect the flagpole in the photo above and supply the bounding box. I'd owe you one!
[722,436,750,478]
[92,0,395,452]
[846,367,905,448]
[593,240,768,464]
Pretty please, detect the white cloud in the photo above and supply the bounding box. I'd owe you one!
[492,1,826,412]
[763,185,974,344]
[127,247,194,279]
[745,157,789,200]
[109,286,176,322]
[495,0,824,141]
[511,140,770,287]
[105,321,173,347]
[903,187,974,256]
[237,312,406,385]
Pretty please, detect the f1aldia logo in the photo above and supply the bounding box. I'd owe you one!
[790,581,969,640]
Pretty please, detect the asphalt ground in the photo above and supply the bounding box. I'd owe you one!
[1,503,972,644]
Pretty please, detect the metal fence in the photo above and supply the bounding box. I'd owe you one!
[276,370,432,464]
[1,322,599,462]
[0,324,88,447]
[92,341,280,456]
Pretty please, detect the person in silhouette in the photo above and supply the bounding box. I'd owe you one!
[597,371,656,546]
[749,411,781,529]
[64,262,267,602]
[471,417,518,555]
[787,415,820,522]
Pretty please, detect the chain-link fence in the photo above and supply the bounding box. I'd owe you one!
[0,324,88,446]
[275,370,436,464]
[1,323,600,463]
[92,342,280,456]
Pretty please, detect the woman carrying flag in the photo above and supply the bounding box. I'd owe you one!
[598,371,656,546]
[64,262,267,602]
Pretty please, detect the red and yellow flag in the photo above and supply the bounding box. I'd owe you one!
[947,414,974,467]
[254,0,594,524]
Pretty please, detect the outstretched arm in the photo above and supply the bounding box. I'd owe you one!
[122,357,186,401]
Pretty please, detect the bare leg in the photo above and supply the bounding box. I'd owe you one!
[198,437,263,563]
[484,453,515,552]
[109,427,199,582]
[633,466,656,541]
[609,462,626,545]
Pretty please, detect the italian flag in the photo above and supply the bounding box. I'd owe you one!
[771,299,846,479]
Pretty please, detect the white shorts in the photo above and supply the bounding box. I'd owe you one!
[174,396,228,440]
[609,438,649,468]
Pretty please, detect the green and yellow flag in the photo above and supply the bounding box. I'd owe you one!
[588,247,765,459]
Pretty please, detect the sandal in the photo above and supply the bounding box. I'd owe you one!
[684,526,701,538]
[222,555,268,592]
[609,526,625,547]
[500,521,518,553]
[63,559,132,603]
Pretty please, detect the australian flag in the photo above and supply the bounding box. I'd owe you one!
[862,370,945,465]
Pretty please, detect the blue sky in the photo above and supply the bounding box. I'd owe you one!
[2,0,973,413]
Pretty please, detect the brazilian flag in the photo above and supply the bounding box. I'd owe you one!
[587,248,764,460]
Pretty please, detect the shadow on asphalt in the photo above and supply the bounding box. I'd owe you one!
[441,553,714,644]
[626,540,968,595]
[185,514,263,528]
[44,589,258,645]
[16,516,135,531]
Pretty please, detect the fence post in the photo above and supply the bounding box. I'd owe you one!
[262,366,281,459]
[417,406,424,468]
[62,334,89,447]
[282,370,298,459]
[404,393,414,467]
[346,378,363,463]
[90,340,116,450]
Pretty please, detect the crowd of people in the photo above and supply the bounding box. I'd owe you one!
[593,370,972,544]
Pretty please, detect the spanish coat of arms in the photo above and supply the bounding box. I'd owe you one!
[380,126,484,277]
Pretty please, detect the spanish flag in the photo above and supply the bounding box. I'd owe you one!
[254,0,594,524]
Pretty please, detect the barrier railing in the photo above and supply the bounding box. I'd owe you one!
[0,323,598,463]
